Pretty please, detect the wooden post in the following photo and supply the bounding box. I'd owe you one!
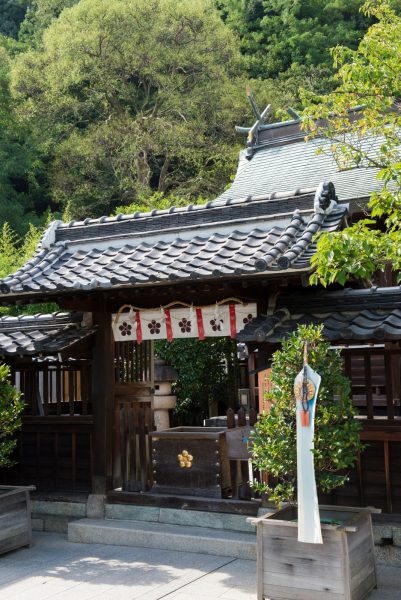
[364,354,374,420]
[91,311,115,494]
[248,352,256,410]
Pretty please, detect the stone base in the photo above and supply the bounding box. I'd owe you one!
[68,518,256,560]
[86,494,106,519]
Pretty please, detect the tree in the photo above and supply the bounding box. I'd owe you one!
[0,0,29,39]
[0,363,24,468]
[11,0,250,219]
[0,38,33,234]
[251,325,362,506]
[19,0,79,46]
[156,338,238,425]
[0,222,20,279]
[0,220,57,316]
[0,35,54,235]
[216,0,375,95]
[302,1,401,286]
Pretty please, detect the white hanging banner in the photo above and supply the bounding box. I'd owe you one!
[294,354,323,544]
[112,302,256,342]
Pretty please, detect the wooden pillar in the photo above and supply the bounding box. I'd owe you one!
[248,351,256,410]
[91,311,114,494]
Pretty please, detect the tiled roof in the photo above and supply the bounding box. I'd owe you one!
[237,286,401,343]
[217,135,383,207]
[0,184,348,299]
[0,312,95,356]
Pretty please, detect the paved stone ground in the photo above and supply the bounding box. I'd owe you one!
[0,532,400,600]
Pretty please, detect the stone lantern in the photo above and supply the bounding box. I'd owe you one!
[153,357,178,431]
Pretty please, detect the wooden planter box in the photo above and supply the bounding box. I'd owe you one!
[250,505,378,600]
[0,485,35,555]
[150,427,230,498]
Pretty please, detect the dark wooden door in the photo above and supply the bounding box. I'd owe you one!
[113,341,154,491]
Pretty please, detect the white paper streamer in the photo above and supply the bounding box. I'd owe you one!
[295,363,323,544]
[112,303,257,341]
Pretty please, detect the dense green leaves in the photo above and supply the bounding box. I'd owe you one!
[11,0,248,219]
[303,2,401,286]
[1,0,399,231]
[251,325,362,506]
[0,220,43,279]
[156,338,238,425]
[0,0,28,39]
[0,362,24,468]
[19,0,79,46]
[217,0,376,99]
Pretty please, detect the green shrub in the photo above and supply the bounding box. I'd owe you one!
[251,324,362,505]
[0,363,24,467]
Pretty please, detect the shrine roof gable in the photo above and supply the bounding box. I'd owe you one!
[0,183,347,300]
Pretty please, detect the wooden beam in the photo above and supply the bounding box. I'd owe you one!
[91,311,115,494]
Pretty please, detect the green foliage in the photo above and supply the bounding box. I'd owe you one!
[303,1,401,286]
[156,338,238,425]
[11,0,250,219]
[0,362,24,468]
[0,220,43,278]
[0,35,54,235]
[217,0,378,99]
[3,0,401,239]
[251,325,362,506]
[113,191,207,217]
[0,0,29,39]
[0,220,57,315]
[19,0,78,46]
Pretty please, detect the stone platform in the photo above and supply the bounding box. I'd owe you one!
[30,495,401,566]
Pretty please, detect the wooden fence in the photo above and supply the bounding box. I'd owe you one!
[337,346,401,512]
[343,346,401,420]
[3,416,93,493]
[226,407,257,500]
[2,360,93,493]
[117,401,153,492]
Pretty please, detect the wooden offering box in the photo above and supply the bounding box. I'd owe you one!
[251,505,378,600]
[150,427,230,498]
[0,485,35,555]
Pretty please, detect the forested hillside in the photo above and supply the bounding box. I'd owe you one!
[0,0,394,249]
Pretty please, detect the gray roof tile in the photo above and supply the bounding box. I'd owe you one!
[0,312,96,356]
[238,286,401,343]
[217,135,383,205]
[0,143,352,301]
[0,190,348,299]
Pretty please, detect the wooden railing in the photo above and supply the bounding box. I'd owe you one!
[114,341,153,384]
[343,347,401,420]
[1,361,93,493]
[10,361,92,416]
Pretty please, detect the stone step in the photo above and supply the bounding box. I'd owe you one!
[68,518,256,560]
[105,503,262,533]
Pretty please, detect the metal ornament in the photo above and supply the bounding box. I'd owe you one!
[294,342,323,544]
[177,450,193,469]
